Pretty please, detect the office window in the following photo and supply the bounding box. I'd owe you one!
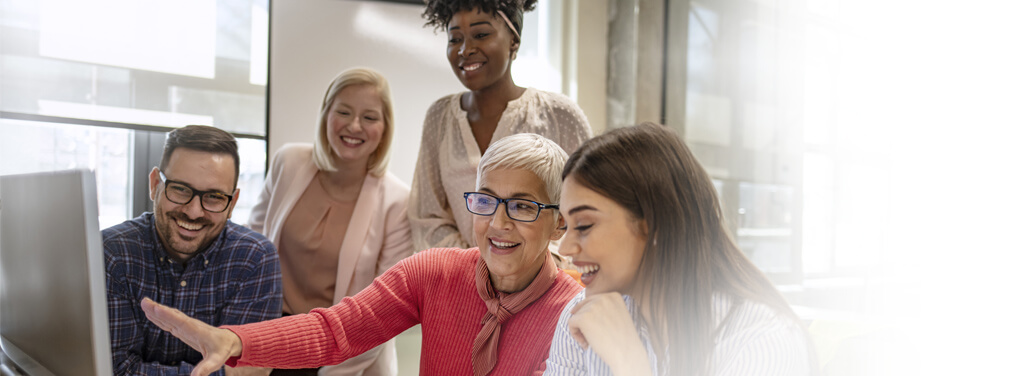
[233,138,267,225]
[1,0,269,226]
[666,0,893,284]
[0,118,131,229]
[513,0,565,94]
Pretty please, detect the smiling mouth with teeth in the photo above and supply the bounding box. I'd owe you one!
[462,62,483,71]
[575,264,600,275]
[176,219,204,231]
[490,239,520,249]
[341,136,364,145]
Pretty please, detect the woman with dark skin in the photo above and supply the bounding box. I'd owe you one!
[409,0,592,253]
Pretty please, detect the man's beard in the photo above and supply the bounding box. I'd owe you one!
[155,207,220,259]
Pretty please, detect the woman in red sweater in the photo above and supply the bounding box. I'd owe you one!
[141,133,582,376]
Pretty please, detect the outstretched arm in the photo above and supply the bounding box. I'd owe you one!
[143,254,425,373]
[141,298,243,376]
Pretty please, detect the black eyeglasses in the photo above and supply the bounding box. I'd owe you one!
[158,171,234,213]
[464,192,558,223]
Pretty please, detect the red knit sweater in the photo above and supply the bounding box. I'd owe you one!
[225,247,582,375]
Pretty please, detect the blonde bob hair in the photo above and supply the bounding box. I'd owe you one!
[476,133,568,206]
[312,67,394,177]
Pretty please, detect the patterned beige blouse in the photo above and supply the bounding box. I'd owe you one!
[409,88,593,251]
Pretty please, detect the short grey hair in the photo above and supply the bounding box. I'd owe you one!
[476,133,568,205]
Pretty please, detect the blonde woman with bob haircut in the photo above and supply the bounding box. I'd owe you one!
[139,133,584,376]
[248,67,413,376]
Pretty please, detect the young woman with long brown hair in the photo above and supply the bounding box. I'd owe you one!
[545,123,814,375]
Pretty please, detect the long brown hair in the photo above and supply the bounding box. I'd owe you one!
[562,122,802,375]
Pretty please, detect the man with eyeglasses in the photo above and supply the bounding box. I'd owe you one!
[102,125,282,376]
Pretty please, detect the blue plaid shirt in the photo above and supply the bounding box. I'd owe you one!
[104,213,282,376]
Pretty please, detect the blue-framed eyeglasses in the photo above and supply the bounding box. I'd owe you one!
[464,192,558,223]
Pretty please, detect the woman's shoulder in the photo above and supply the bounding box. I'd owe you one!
[266,143,314,179]
[711,295,812,374]
[426,92,465,115]
[713,294,808,346]
[277,142,313,154]
[529,87,571,101]
[376,171,412,209]
[551,270,586,297]
[527,88,583,111]
[530,273,585,316]
[272,143,314,164]
[521,88,592,136]
[379,171,411,193]
[389,247,481,286]
[559,289,587,312]
[402,247,480,269]
[421,92,466,133]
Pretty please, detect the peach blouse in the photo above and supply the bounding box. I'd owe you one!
[278,174,356,315]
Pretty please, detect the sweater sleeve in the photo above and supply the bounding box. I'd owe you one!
[221,253,425,369]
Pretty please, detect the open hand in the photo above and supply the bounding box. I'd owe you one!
[567,292,652,376]
[140,297,244,376]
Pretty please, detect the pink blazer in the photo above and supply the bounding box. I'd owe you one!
[248,143,412,376]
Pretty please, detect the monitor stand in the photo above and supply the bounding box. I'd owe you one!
[0,349,24,376]
[0,337,54,376]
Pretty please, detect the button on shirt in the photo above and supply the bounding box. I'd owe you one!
[104,213,282,376]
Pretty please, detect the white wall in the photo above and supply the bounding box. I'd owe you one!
[269,0,465,185]
[566,0,608,134]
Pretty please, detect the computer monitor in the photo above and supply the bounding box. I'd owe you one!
[0,169,113,376]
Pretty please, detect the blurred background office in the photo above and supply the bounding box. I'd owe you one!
[2,0,1022,375]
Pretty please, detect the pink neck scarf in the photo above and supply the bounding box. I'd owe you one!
[471,251,556,376]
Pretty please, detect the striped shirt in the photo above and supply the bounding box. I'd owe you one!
[103,213,282,376]
[544,292,812,376]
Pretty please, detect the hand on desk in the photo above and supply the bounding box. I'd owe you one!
[140,298,244,376]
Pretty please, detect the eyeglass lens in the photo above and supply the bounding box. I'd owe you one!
[164,182,230,212]
[466,193,540,222]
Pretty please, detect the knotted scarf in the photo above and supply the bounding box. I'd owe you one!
[471,252,557,376]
